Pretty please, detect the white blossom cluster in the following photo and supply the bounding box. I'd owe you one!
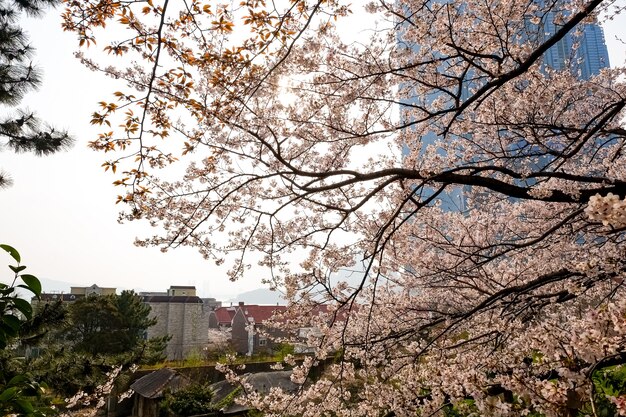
[59,365,131,416]
[585,193,626,227]
[62,0,626,415]
[609,395,626,417]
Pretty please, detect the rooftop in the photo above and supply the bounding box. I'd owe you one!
[142,295,204,304]
[130,368,190,399]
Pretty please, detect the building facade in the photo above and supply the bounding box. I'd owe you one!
[540,8,610,78]
[142,286,210,360]
[36,283,117,304]
[35,284,210,361]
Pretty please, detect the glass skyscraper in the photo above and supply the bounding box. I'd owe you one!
[542,14,610,78]
[400,4,611,211]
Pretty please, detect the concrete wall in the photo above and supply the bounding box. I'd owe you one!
[146,301,209,360]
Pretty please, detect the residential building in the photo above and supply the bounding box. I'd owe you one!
[70,284,116,296]
[207,304,238,329]
[209,302,287,355]
[36,283,117,304]
[207,302,338,356]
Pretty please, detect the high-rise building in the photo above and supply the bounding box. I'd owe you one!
[541,13,610,78]
[400,4,611,211]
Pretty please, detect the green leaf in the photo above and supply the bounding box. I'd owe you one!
[0,287,15,296]
[16,398,34,413]
[0,386,19,402]
[0,322,18,337]
[19,274,41,297]
[12,298,32,320]
[0,244,20,263]
[7,374,27,386]
[9,265,26,273]
[2,314,21,332]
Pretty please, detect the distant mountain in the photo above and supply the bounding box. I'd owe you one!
[228,288,286,305]
[36,278,141,295]
[11,276,74,299]
[37,277,73,293]
[226,263,368,306]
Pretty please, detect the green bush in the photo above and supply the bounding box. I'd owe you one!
[0,244,54,417]
[274,343,294,360]
[161,383,214,416]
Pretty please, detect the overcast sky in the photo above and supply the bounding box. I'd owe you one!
[1,7,247,299]
[1,4,625,300]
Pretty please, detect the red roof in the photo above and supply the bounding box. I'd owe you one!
[214,307,237,324]
[239,305,287,323]
[214,303,337,326]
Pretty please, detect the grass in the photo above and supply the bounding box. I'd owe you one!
[140,344,301,370]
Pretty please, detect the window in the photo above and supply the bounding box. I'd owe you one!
[258,337,267,346]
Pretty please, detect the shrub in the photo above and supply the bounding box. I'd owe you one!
[161,383,214,416]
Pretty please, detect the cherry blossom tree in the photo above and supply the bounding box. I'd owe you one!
[63,0,626,415]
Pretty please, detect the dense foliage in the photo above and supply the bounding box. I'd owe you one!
[66,290,156,356]
[30,290,166,398]
[160,383,214,417]
[62,0,626,416]
[0,247,164,414]
[0,244,53,417]
[0,0,73,188]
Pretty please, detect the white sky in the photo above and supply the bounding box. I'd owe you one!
[1,3,625,299]
[0,7,244,298]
